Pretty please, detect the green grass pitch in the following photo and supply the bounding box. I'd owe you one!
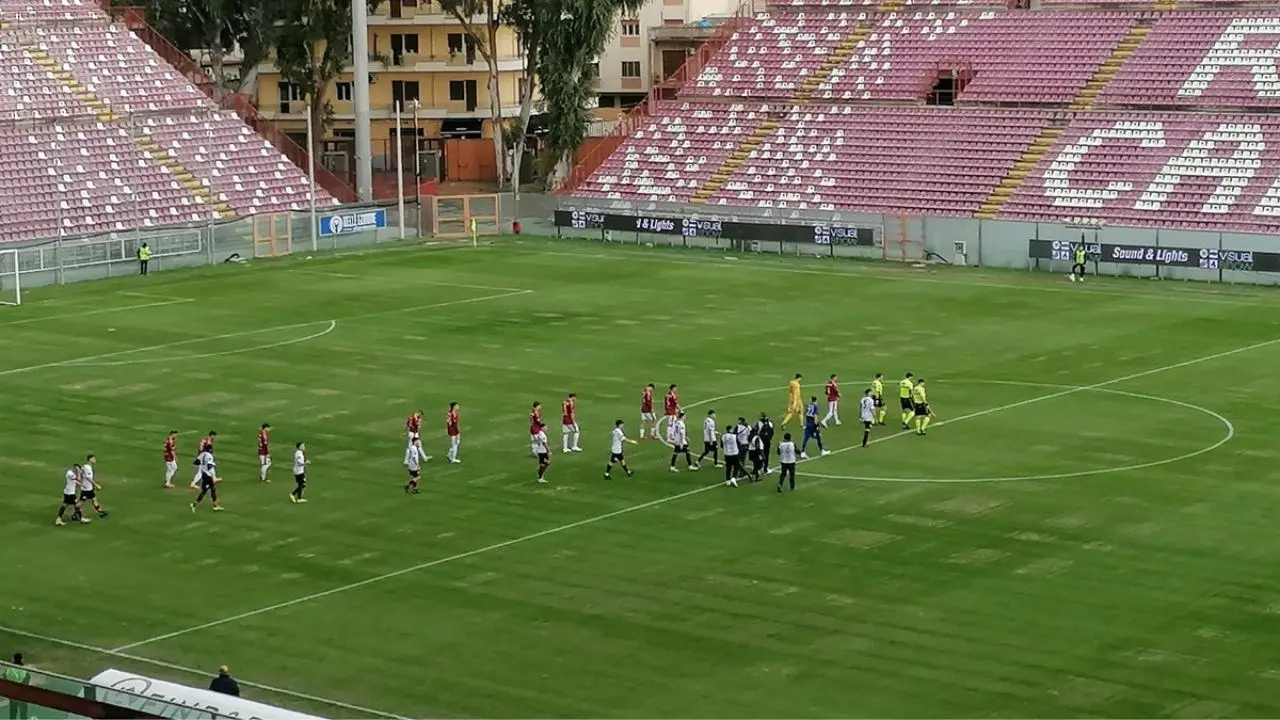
[4,237,1280,718]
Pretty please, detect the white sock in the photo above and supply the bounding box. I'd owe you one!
[259,461,270,481]
[571,429,580,448]
[449,436,460,460]
[164,466,177,484]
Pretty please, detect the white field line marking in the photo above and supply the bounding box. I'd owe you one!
[66,321,339,367]
[517,245,1280,308]
[112,334,1280,653]
[0,298,194,327]
[0,289,531,378]
[0,624,406,719]
[800,378,1234,483]
[292,268,528,293]
[116,291,197,302]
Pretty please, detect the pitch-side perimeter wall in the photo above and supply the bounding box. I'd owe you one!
[553,198,1280,285]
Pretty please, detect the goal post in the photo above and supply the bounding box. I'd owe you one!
[0,248,21,306]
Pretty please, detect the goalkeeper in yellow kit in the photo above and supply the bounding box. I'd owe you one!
[782,373,803,427]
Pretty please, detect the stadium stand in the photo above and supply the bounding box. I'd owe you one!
[566,6,1280,234]
[0,0,341,245]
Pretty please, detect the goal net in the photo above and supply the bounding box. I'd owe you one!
[0,249,22,306]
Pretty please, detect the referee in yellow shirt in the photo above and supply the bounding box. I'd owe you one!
[871,372,886,425]
[898,372,915,429]
[782,373,803,427]
[911,379,933,435]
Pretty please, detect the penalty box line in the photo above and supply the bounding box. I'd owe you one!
[110,334,1280,653]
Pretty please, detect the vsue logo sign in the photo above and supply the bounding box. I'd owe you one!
[318,209,386,237]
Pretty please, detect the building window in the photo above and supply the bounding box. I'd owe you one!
[449,80,466,101]
[392,80,420,109]
[335,82,353,102]
[390,33,419,65]
[278,82,303,102]
[621,61,641,78]
[620,19,640,36]
[447,32,475,62]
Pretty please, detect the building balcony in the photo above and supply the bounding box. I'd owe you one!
[368,2,480,25]
[261,101,531,123]
[257,54,525,75]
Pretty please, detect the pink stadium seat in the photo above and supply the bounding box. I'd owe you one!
[707,105,1051,213]
[140,113,342,216]
[0,10,337,244]
[999,113,1280,233]
[1099,14,1280,108]
[575,102,770,202]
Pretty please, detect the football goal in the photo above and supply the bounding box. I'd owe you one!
[0,248,23,306]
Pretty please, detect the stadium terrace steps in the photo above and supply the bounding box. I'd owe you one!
[997,112,1280,233]
[797,23,871,99]
[1068,22,1151,111]
[132,135,234,219]
[976,125,1066,219]
[23,44,114,121]
[689,114,781,204]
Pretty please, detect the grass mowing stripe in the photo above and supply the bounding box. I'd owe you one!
[0,624,407,719]
[0,289,533,378]
[0,298,194,326]
[111,332,1276,653]
[508,241,1280,308]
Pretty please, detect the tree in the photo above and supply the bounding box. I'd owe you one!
[498,0,541,195]
[503,0,644,190]
[268,0,384,156]
[437,0,508,189]
[138,0,263,93]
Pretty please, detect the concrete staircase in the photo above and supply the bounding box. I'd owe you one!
[689,114,781,204]
[796,24,871,101]
[878,0,903,11]
[1068,23,1151,111]
[688,24,870,203]
[26,44,234,219]
[133,134,235,218]
[25,45,116,122]
[1153,0,1177,9]
[975,124,1065,219]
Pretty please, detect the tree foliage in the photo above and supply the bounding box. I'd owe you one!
[139,0,262,91]
[269,0,384,154]
[502,0,644,188]
[437,0,508,188]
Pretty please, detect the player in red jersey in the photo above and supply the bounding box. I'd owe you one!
[821,374,842,427]
[446,402,462,464]
[190,430,217,490]
[163,430,178,488]
[663,384,680,442]
[529,401,543,455]
[406,410,423,443]
[258,423,273,482]
[561,393,582,453]
[640,383,657,439]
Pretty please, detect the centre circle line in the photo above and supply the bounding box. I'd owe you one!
[656,379,1233,484]
[63,320,339,367]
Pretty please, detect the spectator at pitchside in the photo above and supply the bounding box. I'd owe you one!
[209,665,240,697]
[3,653,30,720]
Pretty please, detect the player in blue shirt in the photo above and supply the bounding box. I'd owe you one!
[801,396,829,459]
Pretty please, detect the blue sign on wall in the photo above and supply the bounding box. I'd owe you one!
[318,209,387,237]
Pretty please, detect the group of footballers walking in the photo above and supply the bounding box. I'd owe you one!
[55,372,935,524]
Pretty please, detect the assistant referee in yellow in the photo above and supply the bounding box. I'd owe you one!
[898,372,915,429]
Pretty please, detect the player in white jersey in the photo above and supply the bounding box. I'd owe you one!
[76,454,107,520]
[56,464,89,525]
[604,420,637,479]
[190,450,223,512]
[720,425,741,487]
[289,442,310,504]
[776,432,798,492]
[405,438,428,494]
[695,410,720,467]
[668,411,699,472]
[532,423,552,484]
[859,388,877,448]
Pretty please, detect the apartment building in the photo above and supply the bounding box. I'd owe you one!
[594,0,740,112]
[254,0,530,147]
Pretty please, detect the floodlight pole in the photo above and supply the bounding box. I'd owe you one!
[351,0,373,202]
[307,108,318,252]
[394,102,406,240]
[412,100,422,237]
